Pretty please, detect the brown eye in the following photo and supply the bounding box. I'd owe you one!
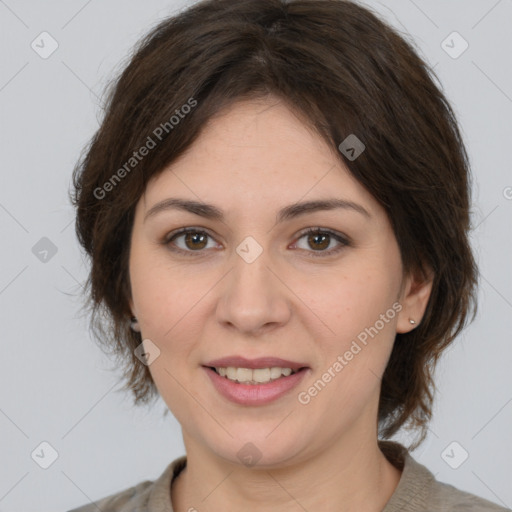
[294,228,350,257]
[182,231,208,250]
[307,231,330,251]
[163,226,350,258]
[165,228,216,255]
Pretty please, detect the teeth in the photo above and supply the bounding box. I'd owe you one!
[214,366,297,384]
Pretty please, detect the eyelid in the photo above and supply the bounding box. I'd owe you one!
[292,227,351,258]
[162,226,351,257]
[162,227,220,256]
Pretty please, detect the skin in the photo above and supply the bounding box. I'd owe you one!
[128,94,433,512]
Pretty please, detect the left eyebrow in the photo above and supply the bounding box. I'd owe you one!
[143,197,372,224]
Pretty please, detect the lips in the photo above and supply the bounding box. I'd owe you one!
[203,355,309,371]
[203,365,310,405]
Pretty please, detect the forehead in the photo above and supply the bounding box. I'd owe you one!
[139,97,380,220]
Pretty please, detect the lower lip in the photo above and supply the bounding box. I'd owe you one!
[203,366,309,406]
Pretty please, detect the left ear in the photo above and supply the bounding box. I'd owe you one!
[396,263,434,333]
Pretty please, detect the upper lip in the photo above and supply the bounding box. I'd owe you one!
[204,356,308,371]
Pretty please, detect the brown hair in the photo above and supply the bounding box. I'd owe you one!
[70,0,478,448]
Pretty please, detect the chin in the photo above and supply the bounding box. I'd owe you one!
[200,427,309,469]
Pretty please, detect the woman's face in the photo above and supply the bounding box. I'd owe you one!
[129,96,426,467]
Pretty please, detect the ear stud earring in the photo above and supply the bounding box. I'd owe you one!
[130,316,141,332]
[409,318,416,325]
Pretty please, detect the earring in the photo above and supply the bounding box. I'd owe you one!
[409,318,416,325]
[130,316,141,332]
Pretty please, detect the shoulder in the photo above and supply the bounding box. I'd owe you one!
[380,441,510,512]
[66,479,153,512]
[428,477,511,511]
[67,456,186,512]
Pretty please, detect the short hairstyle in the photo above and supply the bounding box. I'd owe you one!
[71,0,478,448]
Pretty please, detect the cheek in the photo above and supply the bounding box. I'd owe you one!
[130,237,186,308]
[298,261,400,392]
[301,262,399,338]
[129,244,196,342]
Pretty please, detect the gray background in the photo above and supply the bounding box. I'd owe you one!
[0,1,511,510]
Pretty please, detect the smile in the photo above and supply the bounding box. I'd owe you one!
[211,366,300,384]
[203,366,310,405]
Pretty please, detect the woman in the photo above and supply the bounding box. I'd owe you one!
[68,0,509,510]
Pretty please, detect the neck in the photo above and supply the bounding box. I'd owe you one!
[171,432,402,512]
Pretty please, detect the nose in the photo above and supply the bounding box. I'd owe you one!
[215,244,292,336]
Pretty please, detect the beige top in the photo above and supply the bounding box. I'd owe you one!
[68,441,510,511]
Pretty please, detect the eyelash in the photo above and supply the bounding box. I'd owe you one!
[162,227,351,258]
